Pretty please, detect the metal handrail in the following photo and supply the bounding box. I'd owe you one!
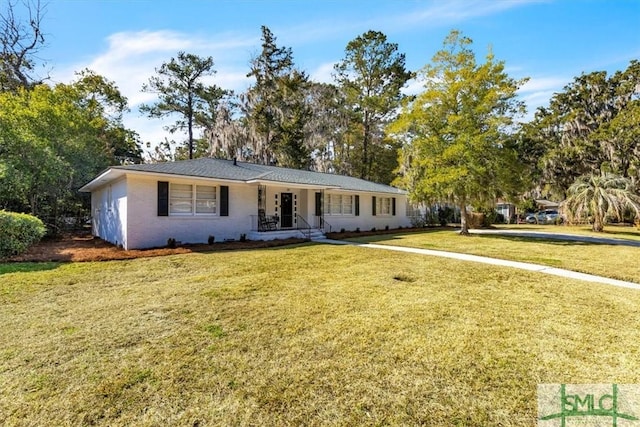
[320,217,332,233]
[296,214,312,240]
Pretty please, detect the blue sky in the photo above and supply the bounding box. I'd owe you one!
[38,0,640,148]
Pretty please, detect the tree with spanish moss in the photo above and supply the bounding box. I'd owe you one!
[242,26,311,168]
[520,60,640,199]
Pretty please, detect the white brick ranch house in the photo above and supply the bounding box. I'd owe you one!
[79,158,411,249]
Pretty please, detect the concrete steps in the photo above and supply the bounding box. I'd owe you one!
[306,228,326,241]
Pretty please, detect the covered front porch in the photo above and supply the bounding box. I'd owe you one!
[247,183,330,240]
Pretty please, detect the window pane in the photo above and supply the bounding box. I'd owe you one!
[382,198,391,215]
[196,185,216,214]
[170,184,192,214]
[330,194,341,214]
[342,195,353,214]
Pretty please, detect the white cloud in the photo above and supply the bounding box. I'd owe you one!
[276,0,543,56]
[383,0,546,32]
[50,30,257,146]
[401,78,423,96]
[512,74,571,121]
[518,75,569,112]
[519,76,569,94]
[310,62,336,84]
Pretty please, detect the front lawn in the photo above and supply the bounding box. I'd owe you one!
[2,243,639,425]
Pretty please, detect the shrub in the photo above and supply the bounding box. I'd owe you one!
[467,212,485,229]
[438,207,455,226]
[167,238,177,249]
[0,211,46,258]
[410,215,426,228]
[208,235,215,245]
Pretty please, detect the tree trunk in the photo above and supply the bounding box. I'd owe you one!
[459,200,470,235]
[188,95,194,159]
[592,215,604,232]
[361,111,370,180]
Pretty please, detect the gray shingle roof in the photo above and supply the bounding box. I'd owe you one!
[107,158,405,195]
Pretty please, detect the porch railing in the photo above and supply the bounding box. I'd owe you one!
[250,214,279,232]
[315,216,332,233]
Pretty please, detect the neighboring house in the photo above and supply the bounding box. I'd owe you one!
[496,201,516,223]
[535,199,560,210]
[79,158,411,249]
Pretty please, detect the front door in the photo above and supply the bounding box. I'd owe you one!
[281,193,293,228]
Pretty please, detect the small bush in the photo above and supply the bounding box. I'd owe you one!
[438,207,455,226]
[208,235,215,245]
[239,234,247,242]
[467,212,485,229]
[410,215,427,228]
[0,211,46,258]
[167,238,177,249]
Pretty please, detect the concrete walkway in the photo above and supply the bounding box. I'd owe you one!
[317,238,640,291]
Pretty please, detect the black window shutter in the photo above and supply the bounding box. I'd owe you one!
[355,195,360,216]
[392,197,396,216]
[157,181,169,216]
[315,192,322,216]
[220,185,229,216]
[372,196,376,216]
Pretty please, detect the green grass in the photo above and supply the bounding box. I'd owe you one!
[2,243,640,425]
[348,227,640,283]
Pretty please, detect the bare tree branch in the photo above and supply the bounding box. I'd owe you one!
[1,0,46,91]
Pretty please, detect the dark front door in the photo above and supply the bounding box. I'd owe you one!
[281,193,293,228]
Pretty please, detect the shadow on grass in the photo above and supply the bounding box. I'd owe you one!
[343,229,449,244]
[345,229,631,247]
[600,229,640,239]
[0,262,61,275]
[329,227,452,243]
[473,234,595,246]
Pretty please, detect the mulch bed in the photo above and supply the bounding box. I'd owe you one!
[6,226,443,263]
[6,232,306,263]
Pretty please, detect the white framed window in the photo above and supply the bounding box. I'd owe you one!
[170,184,217,215]
[377,197,392,216]
[326,194,354,215]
